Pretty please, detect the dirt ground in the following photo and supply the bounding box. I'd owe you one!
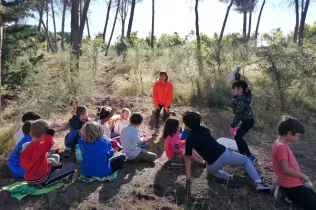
[0,57,316,210]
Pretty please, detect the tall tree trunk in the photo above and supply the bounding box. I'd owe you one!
[37,5,44,31]
[126,0,136,39]
[41,19,56,53]
[79,0,82,18]
[247,11,252,41]
[293,0,299,43]
[77,0,91,50]
[151,0,155,49]
[103,0,112,41]
[195,0,203,77]
[243,11,247,43]
[298,0,309,46]
[0,2,3,109]
[51,0,57,51]
[86,17,91,39]
[120,0,127,40]
[106,0,120,56]
[71,0,80,59]
[61,0,67,51]
[218,0,233,46]
[46,2,49,52]
[254,0,266,40]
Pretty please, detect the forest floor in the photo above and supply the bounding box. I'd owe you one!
[0,57,316,210]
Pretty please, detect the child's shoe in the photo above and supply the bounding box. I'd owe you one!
[254,182,274,190]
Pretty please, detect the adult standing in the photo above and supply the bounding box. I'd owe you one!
[152,72,173,130]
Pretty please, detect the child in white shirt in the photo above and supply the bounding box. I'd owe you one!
[114,108,131,135]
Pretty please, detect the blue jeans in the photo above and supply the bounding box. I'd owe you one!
[207,148,260,182]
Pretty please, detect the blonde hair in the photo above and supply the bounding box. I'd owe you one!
[121,108,131,119]
[31,119,50,138]
[81,122,104,143]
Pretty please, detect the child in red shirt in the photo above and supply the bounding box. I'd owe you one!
[272,116,316,209]
[21,120,76,188]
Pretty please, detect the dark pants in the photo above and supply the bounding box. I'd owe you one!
[110,155,126,174]
[235,118,254,157]
[155,105,169,128]
[36,163,77,188]
[282,185,316,210]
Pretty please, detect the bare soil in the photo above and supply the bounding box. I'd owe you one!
[0,57,315,210]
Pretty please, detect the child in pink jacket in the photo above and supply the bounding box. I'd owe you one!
[163,118,205,166]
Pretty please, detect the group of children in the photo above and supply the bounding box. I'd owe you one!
[6,79,316,209]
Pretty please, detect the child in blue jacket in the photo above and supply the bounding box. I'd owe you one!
[79,122,126,182]
[8,121,32,178]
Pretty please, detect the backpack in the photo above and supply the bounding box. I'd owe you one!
[65,130,80,148]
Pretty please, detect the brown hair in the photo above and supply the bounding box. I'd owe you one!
[80,122,104,143]
[159,71,168,81]
[30,119,50,138]
[76,106,88,116]
[22,121,32,136]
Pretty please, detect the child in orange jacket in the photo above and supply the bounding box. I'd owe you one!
[152,71,173,129]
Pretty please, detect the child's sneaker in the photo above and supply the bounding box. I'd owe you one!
[248,155,257,166]
[254,182,274,190]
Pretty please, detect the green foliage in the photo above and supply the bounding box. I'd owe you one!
[57,31,71,44]
[157,33,184,48]
[2,24,45,90]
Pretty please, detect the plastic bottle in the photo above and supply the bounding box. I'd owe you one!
[75,144,83,162]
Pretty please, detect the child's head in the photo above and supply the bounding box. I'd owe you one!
[30,119,50,139]
[81,122,104,143]
[22,121,32,136]
[182,111,200,130]
[129,113,143,126]
[163,118,180,139]
[121,108,131,120]
[159,71,168,84]
[191,111,203,124]
[232,80,251,97]
[99,106,112,120]
[76,106,88,122]
[278,115,305,143]
[22,111,41,123]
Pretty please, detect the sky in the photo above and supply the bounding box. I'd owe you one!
[26,0,316,41]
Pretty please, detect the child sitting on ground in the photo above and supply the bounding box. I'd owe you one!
[113,108,131,135]
[180,111,202,140]
[13,111,41,145]
[65,105,91,150]
[182,111,272,191]
[163,118,205,166]
[79,122,126,182]
[121,113,157,162]
[8,122,32,178]
[21,120,76,188]
[272,116,316,209]
[98,106,122,151]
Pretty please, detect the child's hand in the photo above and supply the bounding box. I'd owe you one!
[141,137,148,142]
[48,123,60,130]
[301,174,310,182]
[154,105,159,110]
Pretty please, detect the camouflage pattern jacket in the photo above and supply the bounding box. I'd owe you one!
[230,94,254,128]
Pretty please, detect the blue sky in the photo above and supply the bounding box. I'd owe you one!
[26,0,316,41]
